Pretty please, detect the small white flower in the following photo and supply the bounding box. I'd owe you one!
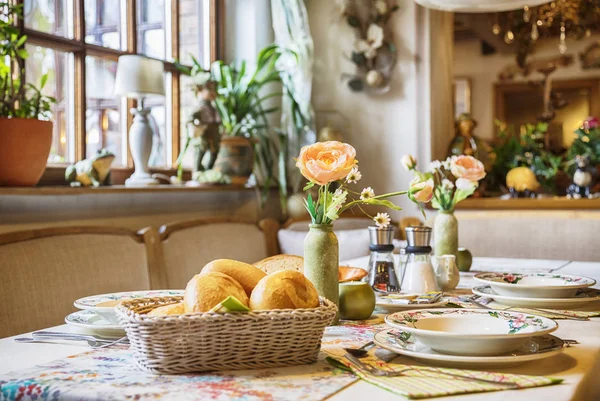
[345,167,362,184]
[374,0,388,15]
[456,177,477,191]
[441,179,454,190]
[360,186,375,200]
[355,24,384,59]
[326,189,348,221]
[401,154,417,171]
[427,160,442,172]
[441,156,455,171]
[373,212,391,228]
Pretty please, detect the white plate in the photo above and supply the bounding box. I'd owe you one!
[65,310,125,336]
[74,290,184,322]
[376,298,450,312]
[385,308,558,356]
[473,285,600,309]
[373,328,564,368]
[474,272,596,298]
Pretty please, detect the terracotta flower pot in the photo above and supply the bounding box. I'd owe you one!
[0,118,53,186]
[214,136,254,185]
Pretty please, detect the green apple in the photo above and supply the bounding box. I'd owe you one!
[339,282,376,320]
[457,247,473,272]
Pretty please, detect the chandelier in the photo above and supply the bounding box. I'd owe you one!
[490,0,600,67]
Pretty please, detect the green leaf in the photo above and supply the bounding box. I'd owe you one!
[361,198,402,211]
[303,182,315,191]
[16,49,28,59]
[40,73,48,89]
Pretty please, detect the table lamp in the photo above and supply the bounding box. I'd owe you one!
[114,55,165,186]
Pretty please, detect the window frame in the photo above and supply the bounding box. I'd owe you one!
[17,0,223,170]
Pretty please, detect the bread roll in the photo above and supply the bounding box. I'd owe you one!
[148,302,185,317]
[200,259,266,296]
[250,270,319,310]
[253,254,304,274]
[184,272,249,313]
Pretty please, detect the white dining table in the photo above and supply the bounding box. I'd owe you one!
[1,257,599,401]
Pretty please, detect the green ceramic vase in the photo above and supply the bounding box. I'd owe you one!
[304,224,339,323]
[434,210,458,259]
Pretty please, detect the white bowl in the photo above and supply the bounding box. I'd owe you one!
[474,272,596,298]
[473,285,600,309]
[385,308,558,356]
[74,290,184,323]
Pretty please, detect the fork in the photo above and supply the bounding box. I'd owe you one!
[344,353,519,388]
[468,296,590,321]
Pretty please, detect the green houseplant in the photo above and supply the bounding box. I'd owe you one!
[0,1,56,186]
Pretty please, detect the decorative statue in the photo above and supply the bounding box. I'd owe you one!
[567,155,593,199]
[187,79,221,172]
[65,149,115,187]
[448,113,495,172]
[506,166,540,198]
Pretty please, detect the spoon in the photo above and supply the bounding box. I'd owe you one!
[343,341,376,358]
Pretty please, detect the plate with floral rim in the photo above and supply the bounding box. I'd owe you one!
[74,290,184,322]
[385,308,558,356]
[373,328,564,368]
[375,297,450,312]
[473,272,596,298]
[65,310,125,336]
[473,285,600,309]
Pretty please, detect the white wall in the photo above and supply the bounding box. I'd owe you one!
[306,1,453,219]
[454,35,600,140]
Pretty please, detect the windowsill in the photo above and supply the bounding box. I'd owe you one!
[454,197,600,210]
[0,184,256,196]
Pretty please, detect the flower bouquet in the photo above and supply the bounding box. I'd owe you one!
[295,141,419,309]
[403,154,486,256]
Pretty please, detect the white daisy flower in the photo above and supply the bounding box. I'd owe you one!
[345,167,362,184]
[442,179,454,190]
[373,212,391,228]
[456,177,478,191]
[427,160,442,172]
[360,186,375,200]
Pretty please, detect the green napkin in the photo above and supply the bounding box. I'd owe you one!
[208,296,250,313]
[324,348,562,399]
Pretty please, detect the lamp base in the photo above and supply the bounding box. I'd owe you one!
[125,173,160,187]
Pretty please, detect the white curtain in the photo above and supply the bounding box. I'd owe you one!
[271,0,316,192]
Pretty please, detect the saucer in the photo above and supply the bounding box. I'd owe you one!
[473,285,600,309]
[65,310,125,336]
[385,308,558,356]
[74,290,184,322]
[474,272,596,298]
[376,297,449,312]
[373,328,564,368]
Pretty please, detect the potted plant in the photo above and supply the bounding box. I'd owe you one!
[0,2,56,186]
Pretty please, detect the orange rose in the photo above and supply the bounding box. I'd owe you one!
[450,155,486,182]
[410,177,434,203]
[296,141,357,185]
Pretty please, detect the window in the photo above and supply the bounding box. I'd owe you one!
[20,0,217,169]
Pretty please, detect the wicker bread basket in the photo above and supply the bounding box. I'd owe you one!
[116,296,337,374]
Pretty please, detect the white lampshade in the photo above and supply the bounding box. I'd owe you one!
[414,0,550,13]
[114,55,165,98]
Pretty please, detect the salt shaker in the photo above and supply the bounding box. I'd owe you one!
[367,226,400,293]
[400,226,439,294]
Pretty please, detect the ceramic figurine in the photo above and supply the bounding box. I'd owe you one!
[187,80,221,172]
[567,155,593,199]
[65,149,115,187]
[434,255,460,291]
[448,113,495,172]
[506,166,540,198]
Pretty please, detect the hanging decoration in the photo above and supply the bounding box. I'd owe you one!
[489,1,600,68]
[338,0,399,95]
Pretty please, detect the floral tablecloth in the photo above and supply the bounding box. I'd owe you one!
[0,320,390,401]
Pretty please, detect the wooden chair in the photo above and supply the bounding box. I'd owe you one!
[0,226,151,338]
[154,217,280,289]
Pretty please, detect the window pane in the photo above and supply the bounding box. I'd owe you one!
[179,0,207,66]
[25,45,74,163]
[24,0,72,38]
[179,74,197,168]
[85,56,123,164]
[85,0,124,50]
[137,0,167,59]
[147,102,168,167]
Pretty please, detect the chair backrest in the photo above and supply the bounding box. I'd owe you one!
[456,210,600,261]
[0,227,150,338]
[157,217,280,289]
